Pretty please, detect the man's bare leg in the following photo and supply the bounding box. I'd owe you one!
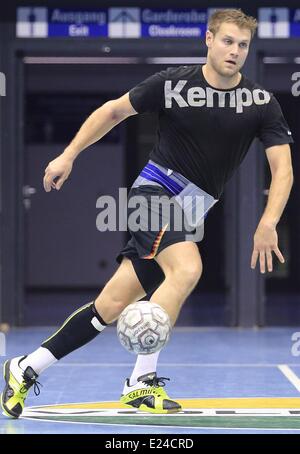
[121,242,202,414]
[94,257,146,322]
[129,242,202,380]
[151,242,203,325]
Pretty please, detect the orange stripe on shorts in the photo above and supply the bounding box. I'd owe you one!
[142,224,169,259]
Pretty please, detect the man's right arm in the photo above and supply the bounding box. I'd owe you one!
[43,92,137,192]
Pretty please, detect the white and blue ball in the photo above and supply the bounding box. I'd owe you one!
[117,301,171,355]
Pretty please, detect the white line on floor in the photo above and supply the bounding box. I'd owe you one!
[278,365,300,392]
[50,363,300,368]
[20,416,300,432]
[1,362,300,368]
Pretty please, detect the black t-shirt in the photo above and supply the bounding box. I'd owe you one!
[129,65,293,199]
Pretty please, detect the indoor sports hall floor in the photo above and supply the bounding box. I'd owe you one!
[1,327,300,434]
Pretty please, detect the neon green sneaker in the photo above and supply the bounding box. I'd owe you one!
[120,372,182,414]
[1,356,41,418]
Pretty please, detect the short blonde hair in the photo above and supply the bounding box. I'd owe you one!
[208,9,257,39]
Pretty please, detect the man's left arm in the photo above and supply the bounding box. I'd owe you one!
[251,144,294,273]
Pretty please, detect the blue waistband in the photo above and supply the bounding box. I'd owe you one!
[140,163,185,196]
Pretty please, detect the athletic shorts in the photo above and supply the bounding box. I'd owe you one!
[117,184,201,264]
[116,161,218,293]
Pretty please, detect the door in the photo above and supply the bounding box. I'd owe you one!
[23,63,126,325]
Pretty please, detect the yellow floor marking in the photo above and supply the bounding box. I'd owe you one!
[33,397,300,411]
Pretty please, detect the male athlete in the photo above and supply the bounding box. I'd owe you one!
[1,9,294,418]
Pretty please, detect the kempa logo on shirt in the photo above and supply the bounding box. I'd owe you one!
[164,80,271,113]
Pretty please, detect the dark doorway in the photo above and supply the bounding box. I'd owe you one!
[259,59,300,325]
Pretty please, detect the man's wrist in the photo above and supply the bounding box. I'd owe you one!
[62,146,78,162]
[259,216,278,229]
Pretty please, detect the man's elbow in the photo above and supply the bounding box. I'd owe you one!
[106,95,136,122]
[103,100,121,122]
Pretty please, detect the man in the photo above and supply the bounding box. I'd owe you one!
[1,9,294,418]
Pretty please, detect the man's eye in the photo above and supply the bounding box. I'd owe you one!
[240,43,248,48]
[225,39,232,44]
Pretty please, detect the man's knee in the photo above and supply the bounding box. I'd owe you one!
[94,292,128,322]
[164,260,202,290]
[179,262,202,288]
[93,258,147,322]
[155,243,203,291]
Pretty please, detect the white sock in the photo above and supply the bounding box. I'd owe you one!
[129,350,160,386]
[20,347,57,375]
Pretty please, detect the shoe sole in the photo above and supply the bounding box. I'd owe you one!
[139,403,182,414]
[0,360,20,418]
[121,399,182,414]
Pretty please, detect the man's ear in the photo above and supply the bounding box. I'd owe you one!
[206,30,213,48]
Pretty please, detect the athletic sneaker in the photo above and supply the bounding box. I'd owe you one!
[120,372,182,414]
[1,356,41,418]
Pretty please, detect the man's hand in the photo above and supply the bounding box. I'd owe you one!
[43,155,73,192]
[251,222,285,273]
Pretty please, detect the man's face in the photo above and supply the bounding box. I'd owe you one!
[206,22,251,78]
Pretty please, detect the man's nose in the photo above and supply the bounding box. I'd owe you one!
[230,44,239,56]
